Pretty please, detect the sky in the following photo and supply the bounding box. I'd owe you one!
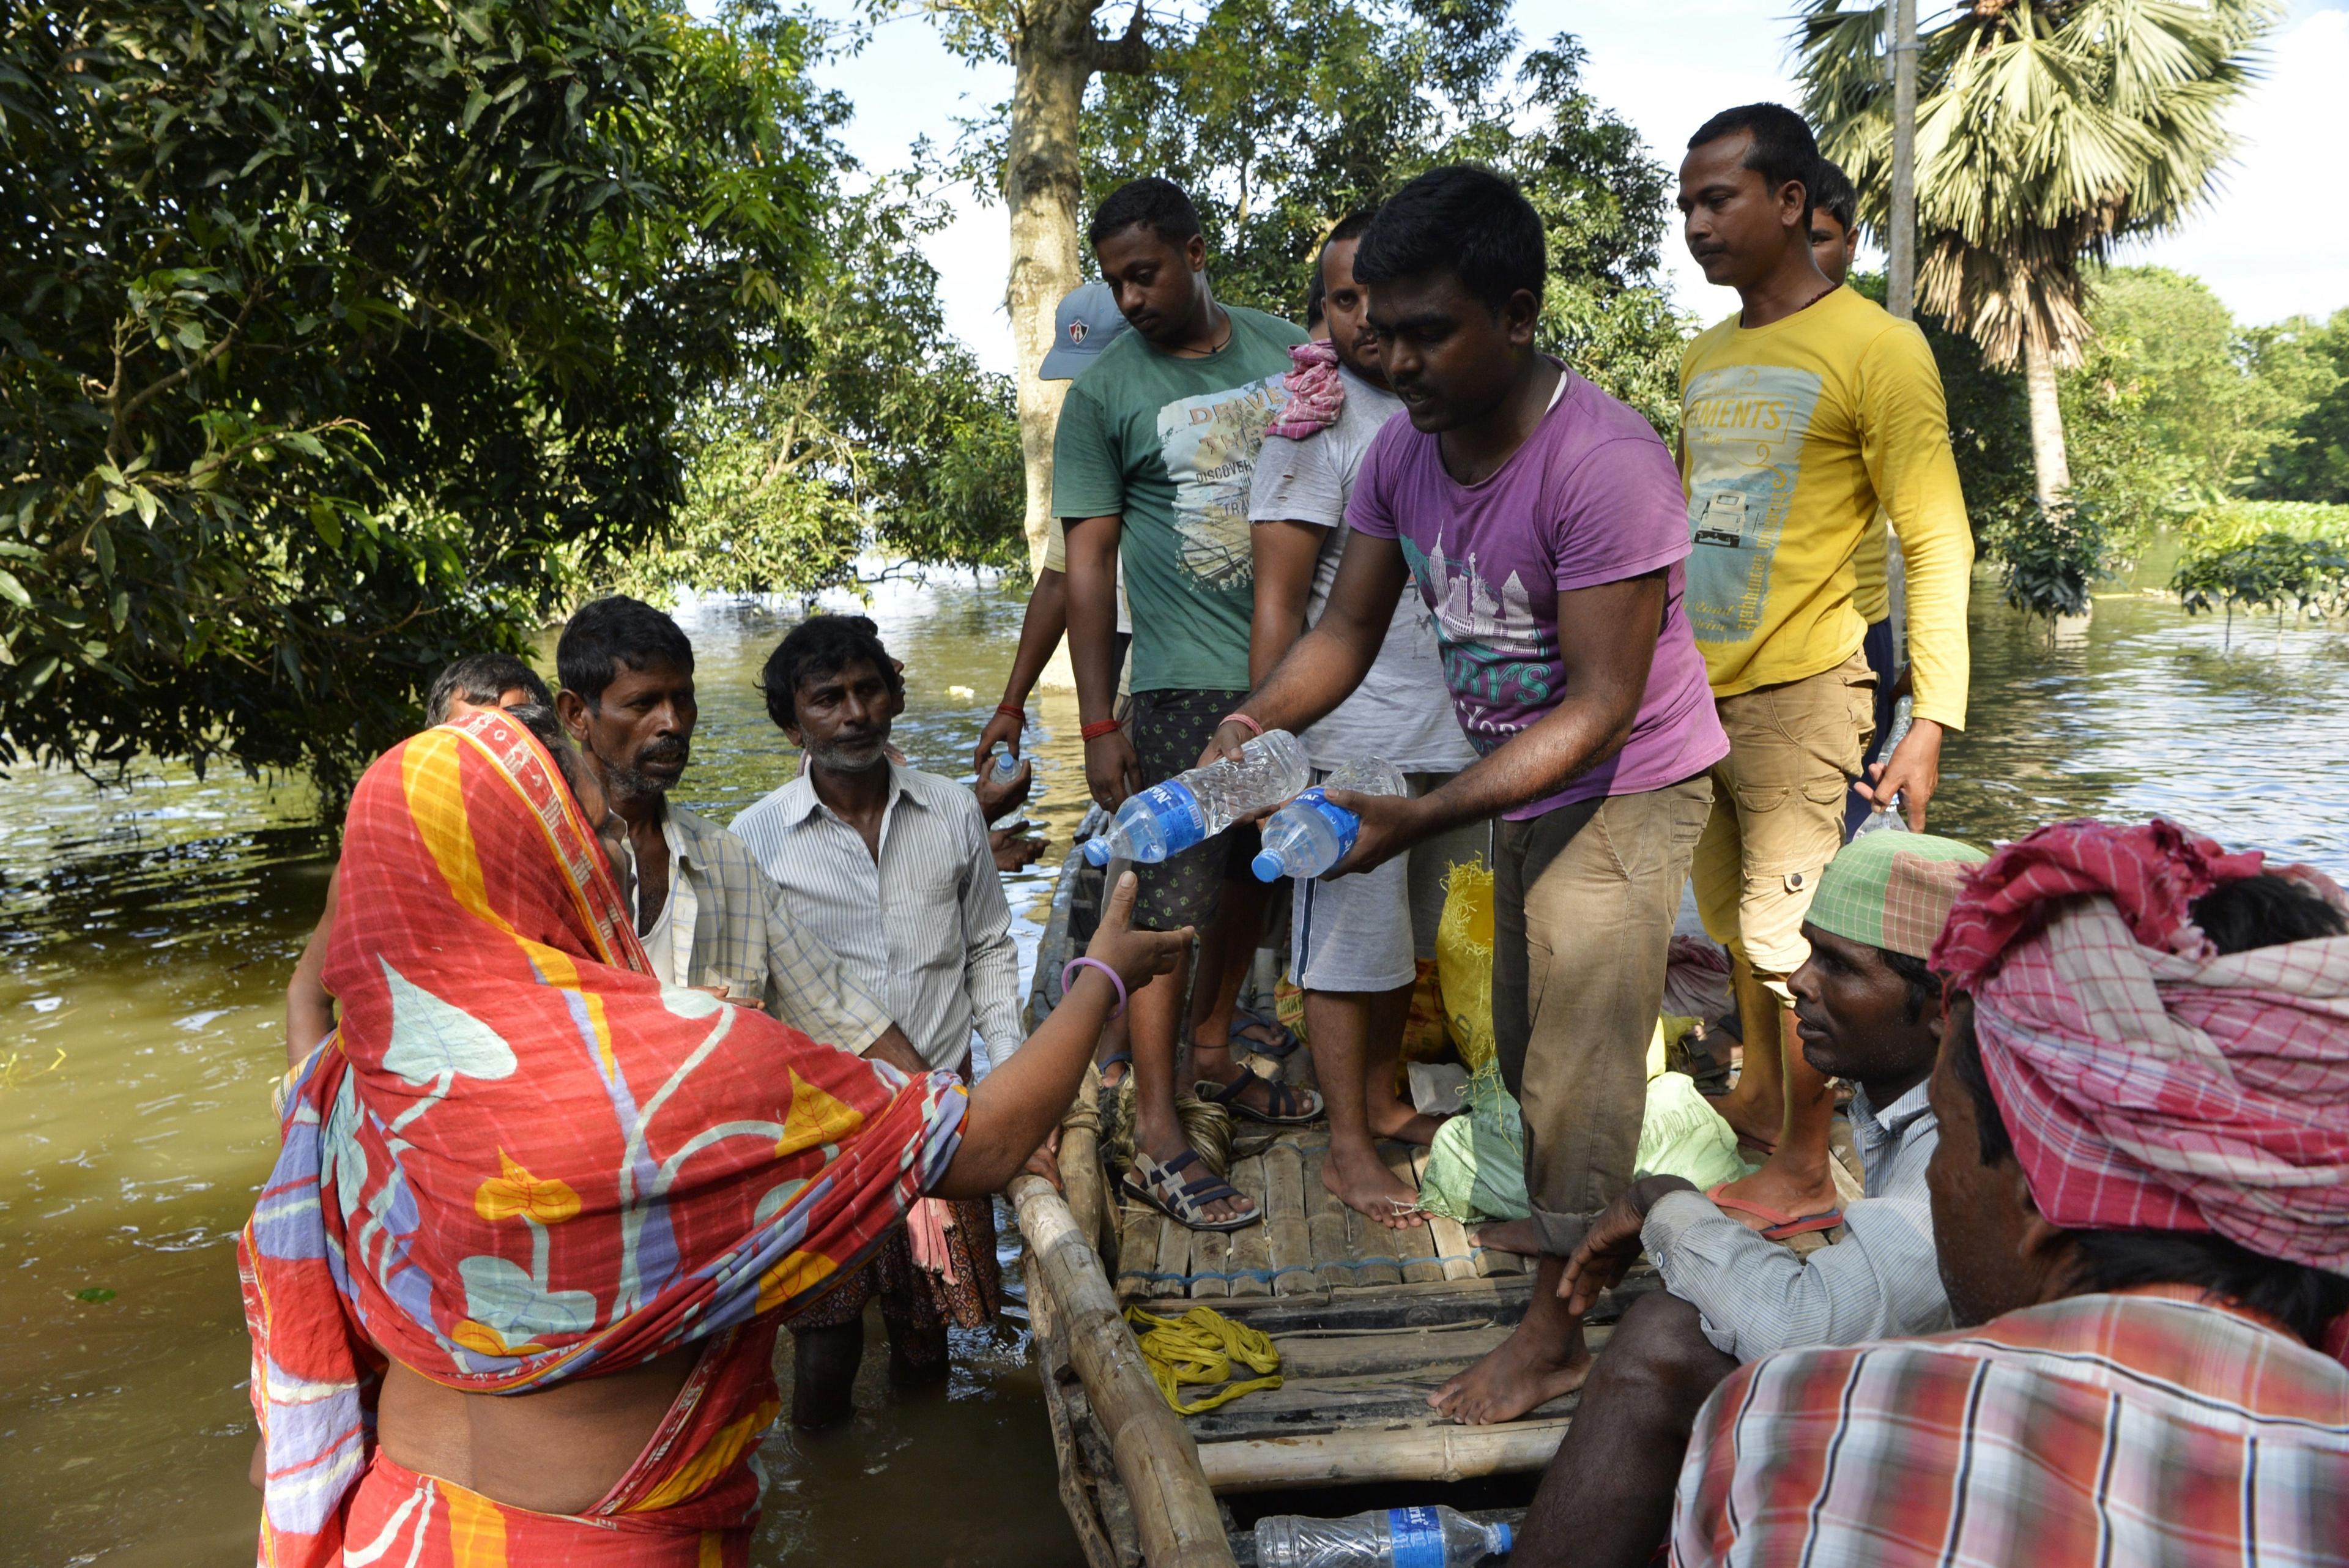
[803,0,2348,375]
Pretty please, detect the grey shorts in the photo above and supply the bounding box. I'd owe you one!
[1291,771,1490,994]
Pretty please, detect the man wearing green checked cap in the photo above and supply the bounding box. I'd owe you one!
[1508,831,1989,1568]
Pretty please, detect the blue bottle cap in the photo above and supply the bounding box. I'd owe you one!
[1250,850,1284,883]
[1494,1521,1513,1555]
[1083,838,1110,866]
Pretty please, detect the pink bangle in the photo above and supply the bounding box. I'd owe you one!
[1218,712,1264,738]
[1061,956,1128,1019]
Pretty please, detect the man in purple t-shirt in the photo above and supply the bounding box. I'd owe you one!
[1199,166,1728,1427]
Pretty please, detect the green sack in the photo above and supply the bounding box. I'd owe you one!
[1636,1070,1751,1191]
[1416,1061,1530,1224]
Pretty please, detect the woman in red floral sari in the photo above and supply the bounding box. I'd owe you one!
[239,710,1179,1566]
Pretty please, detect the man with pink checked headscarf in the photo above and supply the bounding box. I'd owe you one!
[1669,819,2349,1568]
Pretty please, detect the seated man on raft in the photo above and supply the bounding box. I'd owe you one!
[1512,830,1984,1568]
[1671,819,2349,1567]
[239,705,1183,1566]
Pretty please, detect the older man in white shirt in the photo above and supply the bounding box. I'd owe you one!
[731,613,1025,1429]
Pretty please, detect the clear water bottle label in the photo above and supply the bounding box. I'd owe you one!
[1386,1507,1447,1568]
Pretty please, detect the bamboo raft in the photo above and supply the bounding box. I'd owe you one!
[1014,830,1649,1566]
[1012,1117,1653,1567]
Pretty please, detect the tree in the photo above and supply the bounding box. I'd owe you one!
[2080,267,2333,498]
[907,0,1152,567]
[1,0,833,794]
[1796,0,2280,506]
[596,177,1025,604]
[2257,308,2349,503]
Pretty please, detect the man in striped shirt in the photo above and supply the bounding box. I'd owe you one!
[1669,823,2349,1567]
[732,614,1026,1428]
[1513,832,1981,1568]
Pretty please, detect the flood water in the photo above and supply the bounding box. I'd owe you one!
[4,565,2347,1567]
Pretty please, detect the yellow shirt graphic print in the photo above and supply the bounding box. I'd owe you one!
[1156,374,1287,593]
[1681,363,1824,647]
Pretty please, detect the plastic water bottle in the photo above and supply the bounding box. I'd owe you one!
[1852,696,1913,839]
[1082,730,1308,866]
[1254,1504,1513,1567]
[986,748,1028,786]
[1252,757,1408,881]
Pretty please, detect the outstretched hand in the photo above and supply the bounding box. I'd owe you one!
[973,708,1024,778]
[1323,787,1428,878]
[1083,870,1189,994]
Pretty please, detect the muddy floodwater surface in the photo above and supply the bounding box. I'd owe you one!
[4,567,2347,1566]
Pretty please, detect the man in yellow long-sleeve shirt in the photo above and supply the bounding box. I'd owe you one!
[1674,104,1972,1229]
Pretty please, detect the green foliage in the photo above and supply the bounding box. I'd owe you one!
[1797,0,2280,371]
[1983,499,2110,623]
[0,0,833,794]
[2255,308,2349,503]
[590,177,1025,606]
[2184,499,2349,551]
[2173,533,2349,626]
[2079,268,2334,500]
[953,8,1690,435]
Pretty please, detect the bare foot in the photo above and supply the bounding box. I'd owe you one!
[1365,1100,1447,1147]
[1324,1142,1423,1230]
[1710,1157,1841,1233]
[1471,1217,1543,1257]
[1427,1320,1592,1425]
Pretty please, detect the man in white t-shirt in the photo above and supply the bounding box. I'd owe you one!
[1245,210,1488,1227]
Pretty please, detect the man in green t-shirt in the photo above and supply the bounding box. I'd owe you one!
[1058,177,1315,1231]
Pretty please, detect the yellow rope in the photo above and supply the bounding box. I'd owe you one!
[1123,1304,1283,1415]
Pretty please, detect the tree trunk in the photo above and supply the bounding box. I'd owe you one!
[2023,333,2071,507]
[1002,1,1150,571]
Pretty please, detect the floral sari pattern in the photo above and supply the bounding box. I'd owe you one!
[239,712,965,1565]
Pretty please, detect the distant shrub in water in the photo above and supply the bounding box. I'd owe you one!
[1983,496,2110,623]
[2173,530,2349,642]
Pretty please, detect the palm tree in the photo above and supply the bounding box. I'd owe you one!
[1795,0,2279,504]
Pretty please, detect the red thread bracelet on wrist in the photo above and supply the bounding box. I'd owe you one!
[1218,712,1264,738]
[995,702,1026,723]
[1080,719,1122,741]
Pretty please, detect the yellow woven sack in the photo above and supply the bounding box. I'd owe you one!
[1435,858,1497,1072]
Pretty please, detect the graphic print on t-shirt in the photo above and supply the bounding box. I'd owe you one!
[1156,374,1290,593]
[1680,363,1824,644]
[1399,536,1559,752]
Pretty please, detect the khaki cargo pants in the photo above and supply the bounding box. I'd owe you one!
[1691,650,1877,1001]
[1493,775,1713,1258]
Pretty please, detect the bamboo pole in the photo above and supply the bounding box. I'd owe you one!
[1011,1173,1236,1568]
[1197,1418,1572,1492]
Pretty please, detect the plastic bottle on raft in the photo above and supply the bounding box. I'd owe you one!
[1250,757,1408,881]
[1851,695,1914,839]
[1081,730,1309,866]
[1253,1504,1514,1568]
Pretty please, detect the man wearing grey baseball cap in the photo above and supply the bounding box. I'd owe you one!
[1039,278,1131,379]
[974,280,1136,773]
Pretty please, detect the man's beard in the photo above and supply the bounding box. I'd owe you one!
[806,732,889,774]
[592,736,688,801]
